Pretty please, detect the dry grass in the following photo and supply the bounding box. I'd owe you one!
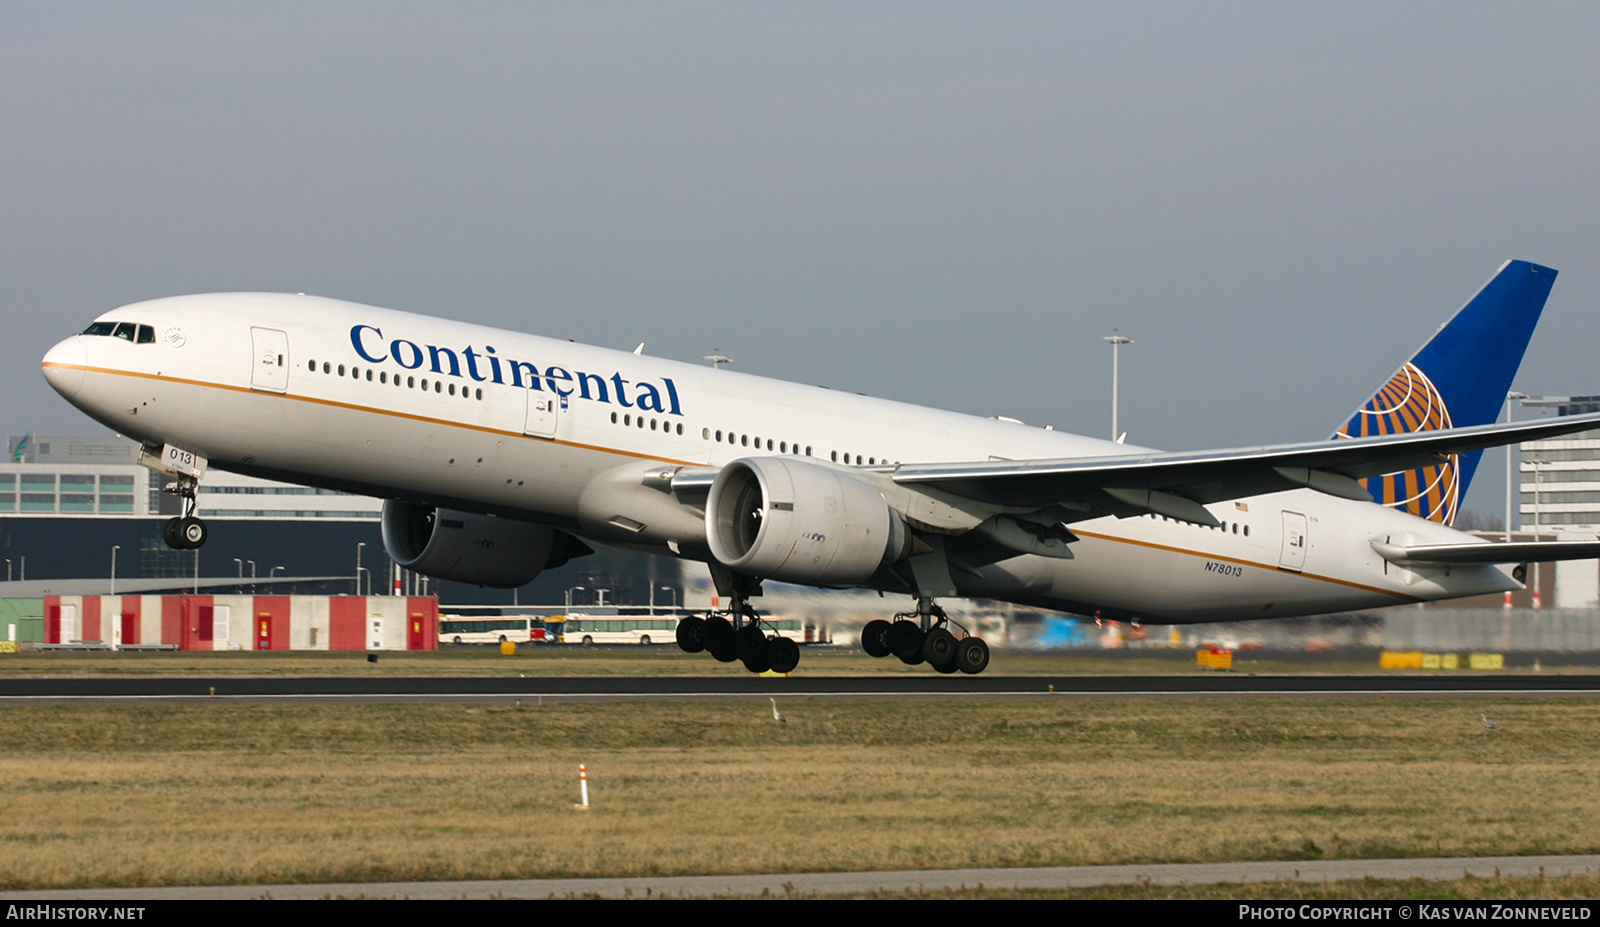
[1,697,1598,890]
[3,645,1567,677]
[805,874,1600,899]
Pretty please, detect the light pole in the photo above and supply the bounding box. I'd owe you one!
[565,586,586,610]
[1505,391,1527,544]
[356,542,366,596]
[110,545,120,596]
[1527,457,1548,610]
[1103,330,1134,441]
[659,585,679,611]
[1502,391,1527,610]
[233,558,244,594]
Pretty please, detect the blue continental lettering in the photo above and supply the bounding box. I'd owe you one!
[352,325,386,363]
[427,346,460,377]
[347,324,685,414]
[635,382,664,412]
[508,360,541,389]
[577,372,608,401]
[391,339,424,369]
[544,366,574,397]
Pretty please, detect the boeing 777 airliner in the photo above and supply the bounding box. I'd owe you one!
[39,260,1600,674]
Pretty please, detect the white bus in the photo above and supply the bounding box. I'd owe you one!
[558,614,809,646]
[439,615,555,646]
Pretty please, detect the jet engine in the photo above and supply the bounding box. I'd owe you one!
[706,457,909,586]
[381,500,588,588]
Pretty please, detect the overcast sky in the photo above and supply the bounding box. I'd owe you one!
[5,2,1598,520]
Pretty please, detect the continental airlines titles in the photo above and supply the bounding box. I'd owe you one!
[350,324,683,415]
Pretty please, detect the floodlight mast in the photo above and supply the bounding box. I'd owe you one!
[1103,330,1134,441]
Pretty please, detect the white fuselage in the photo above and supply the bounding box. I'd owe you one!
[41,293,1518,623]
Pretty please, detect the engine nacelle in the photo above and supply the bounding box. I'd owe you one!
[706,457,908,586]
[381,500,582,588]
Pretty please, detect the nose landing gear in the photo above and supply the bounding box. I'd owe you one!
[162,475,208,550]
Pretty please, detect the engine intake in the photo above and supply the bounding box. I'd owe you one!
[381,500,586,588]
[706,458,907,586]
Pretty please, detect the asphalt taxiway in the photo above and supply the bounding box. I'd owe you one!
[2,673,1599,703]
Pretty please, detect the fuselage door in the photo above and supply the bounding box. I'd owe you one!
[1279,510,1309,572]
[525,393,558,438]
[249,327,290,393]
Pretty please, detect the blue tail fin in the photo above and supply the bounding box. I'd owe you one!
[1333,260,1557,524]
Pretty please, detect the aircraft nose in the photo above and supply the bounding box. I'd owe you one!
[41,337,87,399]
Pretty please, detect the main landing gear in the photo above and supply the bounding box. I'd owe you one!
[162,476,208,550]
[860,597,989,675]
[675,597,801,675]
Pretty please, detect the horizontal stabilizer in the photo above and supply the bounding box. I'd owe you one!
[1371,539,1600,567]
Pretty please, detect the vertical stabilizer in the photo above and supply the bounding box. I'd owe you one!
[1333,260,1557,524]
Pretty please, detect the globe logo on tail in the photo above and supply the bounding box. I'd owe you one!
[1335,362,1460,524]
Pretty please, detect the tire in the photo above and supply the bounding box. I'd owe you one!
[922,627,957,667]
[179,517,207,548]
[499,635,507,643]
[889,620,924,664]
[639,635,651,646]
[955,637,990,675]
[735,624,767,664]
[452,636,462,645]
[581,635,593,646]
[163,518,183,550]
[702,616,737,663]
[741,644,772,674]
[933,656,961,674]
[861,619,893,658]
[766,637,800,674]
[676,616,706,653]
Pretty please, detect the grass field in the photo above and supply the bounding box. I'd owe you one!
[1,693,1598,892]
[5,644,1594,677]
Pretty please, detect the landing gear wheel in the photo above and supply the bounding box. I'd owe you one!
[955,637,990,675]
[676,616,706,653]
[735,624,768,664]
[861,619,893,658]
[178,516,207,549]
[741,641,772,675]
[165,516,208,550]
[933,656,961,674]
[702,616,737,663]
[889,620,925,665]
[923,627,957,668]
[766,637,800,674]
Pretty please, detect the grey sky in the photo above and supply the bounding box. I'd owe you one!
[5,2,1598,520]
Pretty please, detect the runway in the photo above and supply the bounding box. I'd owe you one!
[3,673,1599,702]
[3,854,1598,899]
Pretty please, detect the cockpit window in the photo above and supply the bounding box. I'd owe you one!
[81,321,157,344]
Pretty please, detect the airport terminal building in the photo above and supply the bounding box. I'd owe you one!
[0,432,676,611]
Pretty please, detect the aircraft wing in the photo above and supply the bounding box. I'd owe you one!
[891,412,1600,524]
